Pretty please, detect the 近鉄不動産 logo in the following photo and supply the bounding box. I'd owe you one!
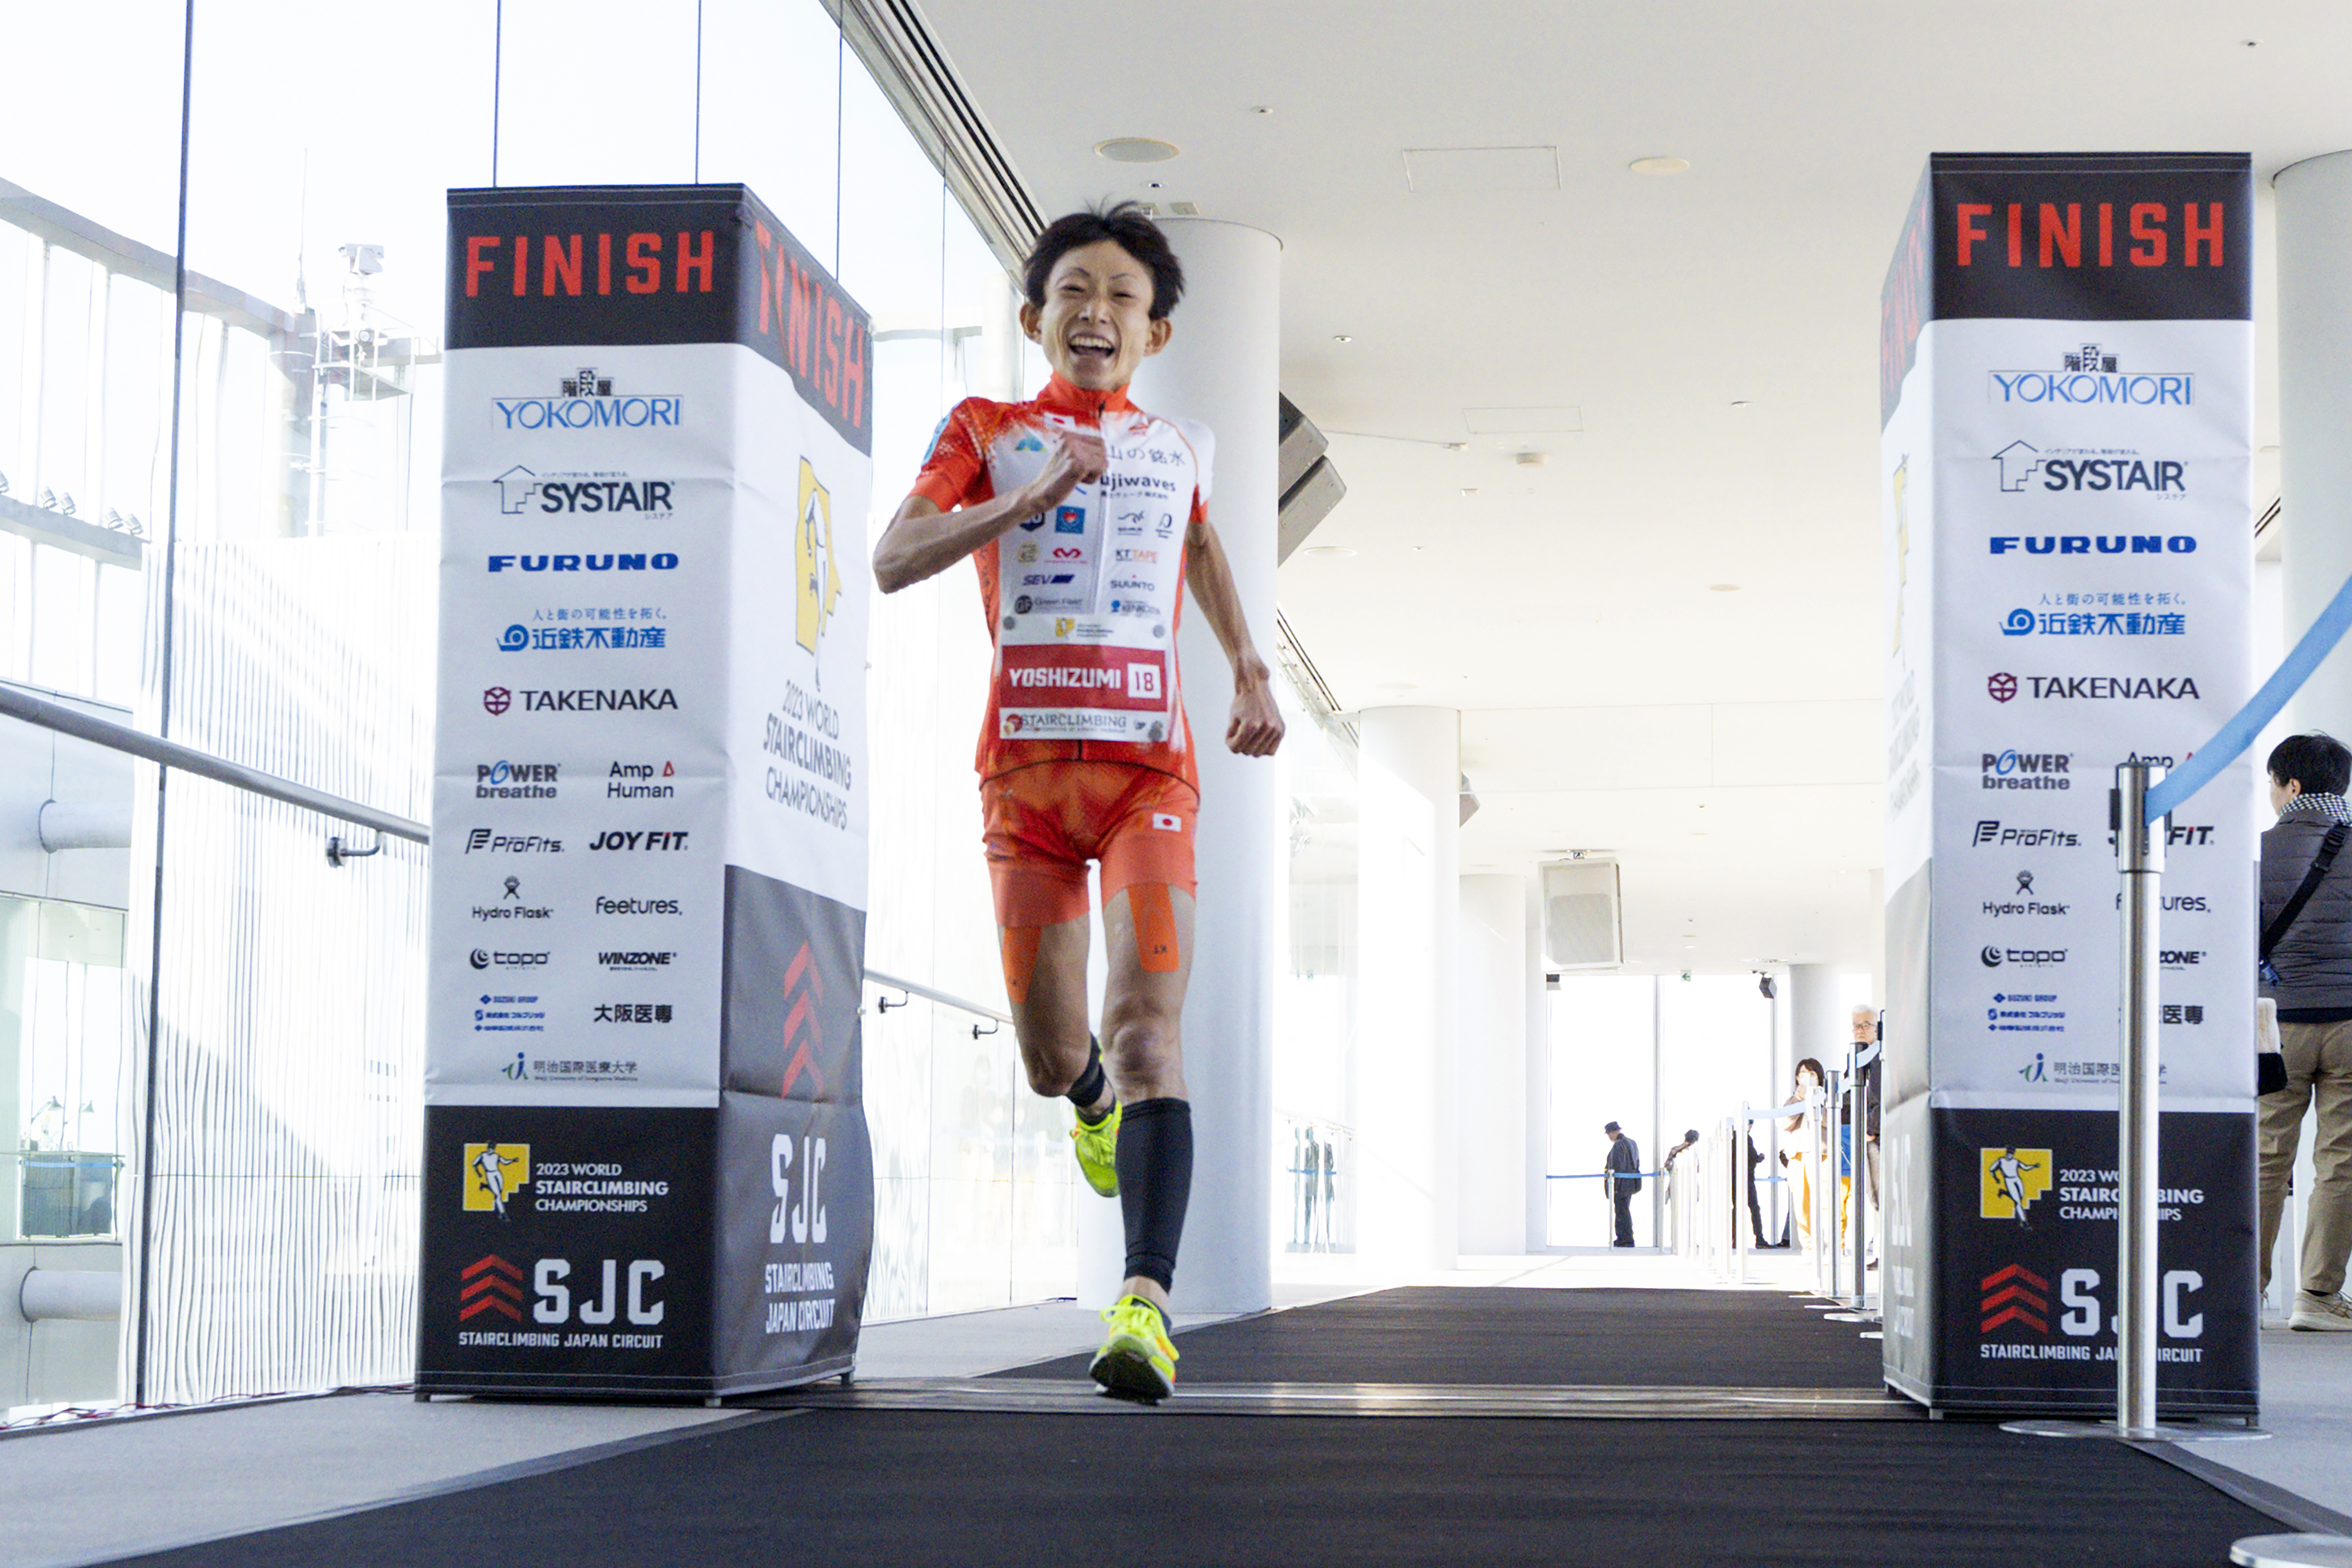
[1986,344,2191,408]
[463,1142,531,1217]
[493,368,681,430]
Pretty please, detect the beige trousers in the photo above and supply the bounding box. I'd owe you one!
[2258,1018,2352,1298]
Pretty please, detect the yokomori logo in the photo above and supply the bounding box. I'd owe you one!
[493,367,682,430]
[485,688,680,714]
[796,459,841,657]
[1981,1149,2054,1229]
[1982,946,2066,969]
[598,950,675,971]
[494,465,675,516]
[502,622,668,651]
[1991,673,2201,702]
[1987,345,2191,408]
[1981,1264,2050,1334]
[463,1142,531,1217]
[2002,603,2188,642]
[1972,820,2081,848]
[1988,533,2195,554]
[464,828,563,854]
[1988,441,2186,497]
[487,552,678,573]
[469,948,550,970]
[586,829,690,852]
[1982,749,2070,790]
[476,761,558,799]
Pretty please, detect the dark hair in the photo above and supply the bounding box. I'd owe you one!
[1021,201,1185,320]
[2268,732,2352,797]
[1794,1057,1827,1086]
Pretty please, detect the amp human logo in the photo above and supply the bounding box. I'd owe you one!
[795,459,841,658]
[463,1142,531,1217]
[1980,1147,2052,1227]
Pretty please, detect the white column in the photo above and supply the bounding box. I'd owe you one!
[1115,219,1282,1315]
[1457,873,1530,1255]
[1787,962,1838,1081]
[1355,705,1460,1274]
[2277,153,2352,737]
[1523,878,1550,1251]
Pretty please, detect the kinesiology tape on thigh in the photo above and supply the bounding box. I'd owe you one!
[999,927,1042,1006]
[1127,883,1180,974]
[1117,1097,1194,1290]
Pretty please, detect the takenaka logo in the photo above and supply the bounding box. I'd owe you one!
[1981,1263,2050,1334]
[1983,749,2071,791]
[495,465,675,516]
[477,761,558,799]
[1981,1149,2054,1228]
[493,368,682,431]
[460,1255,526,1321]
[484,687,680,715]
[1988,441,2186,498]
[463,1143,531,1217]
[1987,346,2193,409]
[464,828,564,854]
[1972,820,2081,849]
[1994,674,2201,703]
[1982,945,2066,969]
[796,459,841,656]
[1988,673,2019,702]
[483,687,513,714]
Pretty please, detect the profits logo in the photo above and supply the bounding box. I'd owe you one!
[1971,820,2080,848]
[463,1143,531,1216]
[460,1255,526,1321]
[1980,1264,2050,1334]
[1980,1149,2053,1228]
[796,458,841,657]
[1988,673,2018,703]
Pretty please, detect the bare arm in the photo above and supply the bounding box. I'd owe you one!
[871,427,1104,594]
[1183,510,1285,758]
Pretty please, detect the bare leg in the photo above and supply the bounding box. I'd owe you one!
[1002,915,1112,1117]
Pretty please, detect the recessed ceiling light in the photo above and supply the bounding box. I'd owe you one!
[1730,399,1751,407]
[1303,545,1356,558]
[1459,486,1478,497]
[1332,334,1353,343]
[1707,583,1740,592]
[1251,105,1275,114]
[1631,156,1691,176]
[1097,137,1181,163]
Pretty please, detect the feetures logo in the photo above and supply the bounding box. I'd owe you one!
[1981,1264,2050,1334]
[460,1255,525,1322]
[796,458,841,658]
[1981,1147,2053,1228]
[463,1142,531,1217]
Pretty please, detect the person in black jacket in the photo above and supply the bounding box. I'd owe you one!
[1603,1122,1643,1248]
[2258,733,2352,1332]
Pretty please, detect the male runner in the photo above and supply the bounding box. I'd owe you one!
[1991,1148,2040,1229]
[872,203,1282,1402]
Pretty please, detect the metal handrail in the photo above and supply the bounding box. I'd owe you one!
[0,682,428,844]
[863,966,1013,1026]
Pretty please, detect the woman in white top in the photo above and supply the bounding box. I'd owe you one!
[1780,1057,1828,1256]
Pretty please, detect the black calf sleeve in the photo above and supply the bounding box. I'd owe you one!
[1066,1039,1108,1119]
[1116,1097,1193,1291]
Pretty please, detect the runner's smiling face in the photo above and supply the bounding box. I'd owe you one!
[1020,239,1172,392]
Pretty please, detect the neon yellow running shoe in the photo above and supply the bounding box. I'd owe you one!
[1090,1294,1178,1403]
[1070,1099,1121,1198]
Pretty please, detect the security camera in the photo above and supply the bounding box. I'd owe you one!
[1758,975,1778,1001]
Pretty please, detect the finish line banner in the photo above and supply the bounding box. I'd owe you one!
[419,185,874,1397]
[1877,155,2257,1416]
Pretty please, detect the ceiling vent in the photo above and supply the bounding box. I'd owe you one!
[1541,858,1623,970]
[1277,396,1345,562]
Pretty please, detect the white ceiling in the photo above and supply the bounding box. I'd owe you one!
[914,0,2345,977]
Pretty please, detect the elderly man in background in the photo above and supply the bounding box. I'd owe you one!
[2258,732,2352,1332]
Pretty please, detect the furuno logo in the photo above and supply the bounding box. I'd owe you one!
[2003,606,2188,638]
[1996,674,2202,702]
[502,622,667,652]
[1980,1264,2050,1334]
[1989,533,2195,553]
[1982,750,2070,790]
[587,829,690,852]
[487,552,678,573]
[1981,1149,2054,1228]
[464,828,563,854]
[495,465,675,515]
[1982,946,2066,969]
[463,1143,531,1217]
[469,949,550,970]
[598,950,675,970]
[486,688,680,714]
[1987,346,2192,408]
[492,368,683,431]
[797,459,841,656]
[477,761,558,799]
[1972,820,2081,848]
[1988,441,2186,497]
[460,1255,526,1321]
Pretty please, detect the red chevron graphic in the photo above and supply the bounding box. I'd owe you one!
[460,1254,524,1322]
[1979,1264,2050,1335]
[1982,1304,2049,1334]
[778,940,826,1099]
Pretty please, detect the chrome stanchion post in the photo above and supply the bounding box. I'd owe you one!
[1826,1068,1844,1302]
[1848,1046,1868,1309]
[2116,759,2164,1437]
[1737,1101,1751,1287]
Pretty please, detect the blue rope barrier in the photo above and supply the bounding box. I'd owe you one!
[2144,563,2352,821]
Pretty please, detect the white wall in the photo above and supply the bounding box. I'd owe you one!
[1457,874,1530,1254]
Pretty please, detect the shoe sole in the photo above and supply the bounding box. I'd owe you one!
[2289,1318,2352,1331]
[1078,1168,1119,1199]
[1089,1342,1173,1404]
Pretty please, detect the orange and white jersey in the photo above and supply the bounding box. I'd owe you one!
[910,373,1212,788]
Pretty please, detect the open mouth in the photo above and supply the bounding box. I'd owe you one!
[1068,333,1117,366]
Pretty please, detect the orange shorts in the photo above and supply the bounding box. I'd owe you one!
[980,761,1199,929]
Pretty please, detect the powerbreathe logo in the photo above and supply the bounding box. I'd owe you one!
[1982,750,2070,791]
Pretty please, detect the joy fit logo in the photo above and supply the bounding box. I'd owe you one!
[464,1142,531,1216]
[1981,1147,2054,1226]
[1987,441,2186,496]
[796,459,840,657]
[460,1255,526,1322]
